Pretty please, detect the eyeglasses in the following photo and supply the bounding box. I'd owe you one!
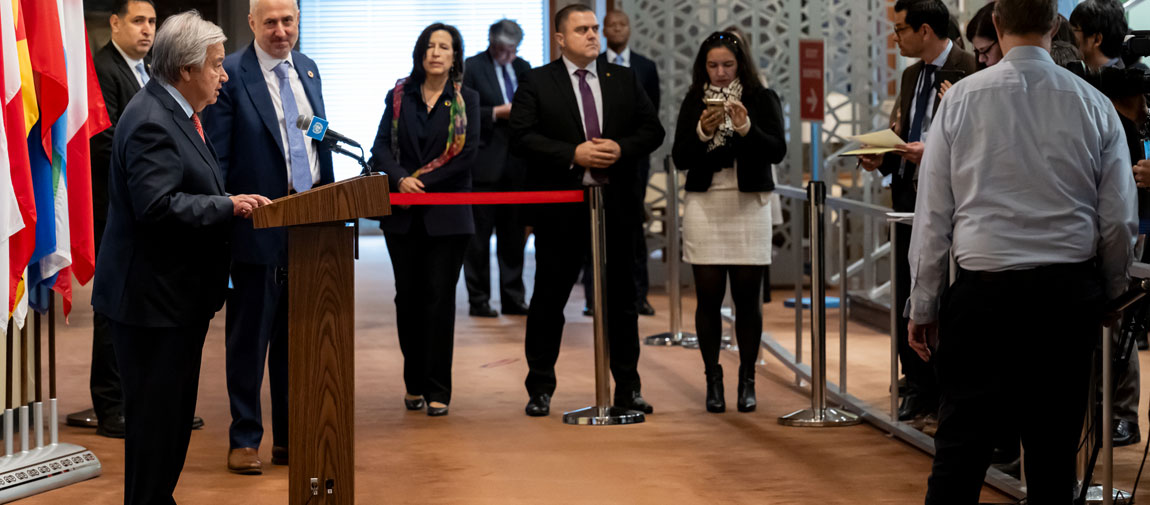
[892,24,915,39]
[973,40,998,59]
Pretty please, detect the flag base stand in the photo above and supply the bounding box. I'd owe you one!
[0,442,101,501]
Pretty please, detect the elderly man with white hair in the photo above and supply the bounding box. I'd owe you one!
[200,0,334,476]
[91,10,270,505]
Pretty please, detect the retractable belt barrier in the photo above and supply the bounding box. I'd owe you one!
[387,190,584,206]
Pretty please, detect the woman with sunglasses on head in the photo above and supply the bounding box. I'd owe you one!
[368,23,479,417]
[672,32,786,413]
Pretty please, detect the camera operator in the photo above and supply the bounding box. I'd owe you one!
[1070,0,1135,70]
[1084,59,1150,447]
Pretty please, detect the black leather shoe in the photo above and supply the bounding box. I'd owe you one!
[66,408,98,428]
[736,371,756,413]
[637,299,655,316]
[705,368,725,413]
[404,396,425,410]
[525,394,551,417]
[469,303,498,318]
[427,402,449,417]
[271,445,289,465]
[897,393,937,421]
[582,305,594,317]
[96,415,126,439]
[1115,419,1142,447]
[502,301,529,315]
[191,416,204,430]
[614,391,654,414]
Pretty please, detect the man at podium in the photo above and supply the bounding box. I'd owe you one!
[91,11,270,505]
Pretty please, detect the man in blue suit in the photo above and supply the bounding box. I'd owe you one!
[200,0,334,476]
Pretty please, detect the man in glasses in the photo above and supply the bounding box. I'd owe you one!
[858,0,976,424]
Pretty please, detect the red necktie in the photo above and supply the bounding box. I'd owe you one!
[192,114,205,142]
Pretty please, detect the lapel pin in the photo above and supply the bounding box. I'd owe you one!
[606,72,611,77]
[307,70,314,78]
[445,100,451,106]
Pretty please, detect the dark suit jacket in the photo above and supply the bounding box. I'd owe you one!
[509,58,664,202]
[90,42,150,236]
[671,85,786,192]
[879,46,977,211]
[368,80,480,236]
[92,80,233,328]
[597,50,660,111]
[463,50,531,186]
[200,44,335,266]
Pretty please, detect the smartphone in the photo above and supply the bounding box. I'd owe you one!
[704,97,726,114]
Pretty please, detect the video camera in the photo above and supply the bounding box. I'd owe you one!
[1065,31,1150,98]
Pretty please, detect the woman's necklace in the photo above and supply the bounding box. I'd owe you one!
[421,85,441,113]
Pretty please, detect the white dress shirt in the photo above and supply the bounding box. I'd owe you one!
[253,43,319,188]
[561,56,604,185]
[908,46,1138,323]
[606,46,631,67]
[161,82,193,118]
[112,40,146,88]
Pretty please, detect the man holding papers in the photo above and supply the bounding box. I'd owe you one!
[857,0,975,423]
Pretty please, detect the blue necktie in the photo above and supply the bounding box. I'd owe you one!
[499,64,516,104]
[614,54,624,66]
[907,64,936,144]
[135,61,149,86]
[273,61,312,193]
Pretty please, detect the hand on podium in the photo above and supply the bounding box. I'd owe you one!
[230,194,273,219]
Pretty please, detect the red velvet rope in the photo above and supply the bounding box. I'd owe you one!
[388,190,584,206]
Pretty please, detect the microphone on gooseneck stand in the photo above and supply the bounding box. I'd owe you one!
[295,115,373,175]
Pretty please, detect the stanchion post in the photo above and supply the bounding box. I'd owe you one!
[1102,324,1113,505]
[49,295,56,446]
[4,317,11,456]
[838,209,848,395]
[563,186,644,426]
[18,323,27,453]
[779,181,860,427]
[889,216,899,422]
[33,307,42,449]
[792,197,803,387]
[646,157,696,347]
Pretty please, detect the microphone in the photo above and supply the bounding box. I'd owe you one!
[296,114,361,148]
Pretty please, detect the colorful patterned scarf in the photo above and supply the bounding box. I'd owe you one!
[390,78,468,178]
[703,79,743,152]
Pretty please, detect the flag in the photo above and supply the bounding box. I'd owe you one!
[22,0,68,315]
[54,0,107,317]
[0,0,26,334]
[6,0,34,328]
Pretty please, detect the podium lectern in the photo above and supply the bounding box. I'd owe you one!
[252,173,391,505]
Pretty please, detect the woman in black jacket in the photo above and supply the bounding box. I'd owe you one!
[671,32,786,413]
[368,23,480,416]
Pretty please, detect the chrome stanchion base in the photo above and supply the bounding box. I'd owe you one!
[562,406,645,426]
[683,334,734,350]
[643,331,698,347]
[778,406,862,427]
[1083,485,1132,504]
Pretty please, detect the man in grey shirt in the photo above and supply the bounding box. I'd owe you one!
[907,0,1137,501]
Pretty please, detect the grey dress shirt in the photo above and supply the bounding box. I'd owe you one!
[908,45,1138,323]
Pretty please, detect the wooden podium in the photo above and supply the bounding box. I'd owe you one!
[252,173,391,505]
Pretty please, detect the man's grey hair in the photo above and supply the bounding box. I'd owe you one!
[489,19,524,47]
[151,10,226,85]
[250,0,300,15]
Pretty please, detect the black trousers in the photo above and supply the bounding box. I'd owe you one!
[924,264,1101,505]
[224,262,289,450]
[525,186,641,398]
[110,317,208,505]
[385,227,469,404]
[895,222,937,399]
[89,219,122,423]
[462,199,527,307]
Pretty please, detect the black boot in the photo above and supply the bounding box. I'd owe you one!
[705,366,725,413]
[737,367,756,413]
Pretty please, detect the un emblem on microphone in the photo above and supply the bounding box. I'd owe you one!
[312,123,323,135]
[305,116,329,141]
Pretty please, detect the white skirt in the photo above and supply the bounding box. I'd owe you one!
[682,167,774,265]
